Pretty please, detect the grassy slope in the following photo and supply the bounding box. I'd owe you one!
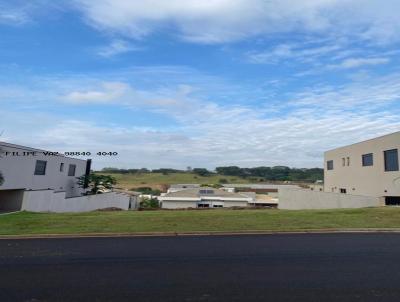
[97,172,252,190]
[1,208,400,236]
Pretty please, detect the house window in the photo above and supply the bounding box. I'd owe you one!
[60,163,64,172]
[34,160,47,175]
[342,158,345,166]
[68,164,76,176]
[347,157,350,166]
[362,153,373,166]
[327,160,334,170]
[384,149,399,172]
[340,188,347,194]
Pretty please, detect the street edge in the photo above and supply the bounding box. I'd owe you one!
[2,228,400,239]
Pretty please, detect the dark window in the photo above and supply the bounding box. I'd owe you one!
[327,160,334,170]
[213,205,223,208]
[34,160,47,175]
[385,197,400,206]
[340,188,347,194]
[198,204,210,208]
[199,189,214,194]
[362,153,373,166]
[384,149,399,172]
[68,164,76,176]
[60,163,64,172]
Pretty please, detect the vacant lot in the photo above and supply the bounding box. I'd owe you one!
[1,208,400,236]
[97,172,252,190]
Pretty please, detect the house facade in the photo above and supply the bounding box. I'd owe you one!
[159,187,254,209]
[0,142,90,211]
[324,132,400,204]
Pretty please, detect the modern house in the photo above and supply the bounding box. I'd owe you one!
[158,186,255,209]
[0,141,90,212]
[324,131,400,205]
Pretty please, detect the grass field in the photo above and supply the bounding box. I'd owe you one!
[1,208,400,236]
[97,172,253,190]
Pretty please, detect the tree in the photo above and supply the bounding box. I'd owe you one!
[77,173,116,194]
[192,168,212,176]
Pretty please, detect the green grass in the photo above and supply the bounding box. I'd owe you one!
[1,207,400,236]
[97,172,253,190]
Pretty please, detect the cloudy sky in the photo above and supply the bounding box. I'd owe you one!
[1,0,399,169]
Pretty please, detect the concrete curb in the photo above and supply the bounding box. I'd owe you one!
[2,229,400,240]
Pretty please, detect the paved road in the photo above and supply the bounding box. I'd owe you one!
[1,234,400,302]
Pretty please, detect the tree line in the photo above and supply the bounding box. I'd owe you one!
[100,166,323,182]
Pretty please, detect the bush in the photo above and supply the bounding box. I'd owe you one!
[218,178,228,184]
[140,197,159,209]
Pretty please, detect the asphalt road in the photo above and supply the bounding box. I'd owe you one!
[1,233,400,302]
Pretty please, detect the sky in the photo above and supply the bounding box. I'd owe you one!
[0,0,400,170]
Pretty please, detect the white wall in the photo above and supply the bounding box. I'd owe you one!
[161,200,249,209]
[0,142,88,198]
[324,132,400,197]
[21,190,130,212]
[279,188,381,210]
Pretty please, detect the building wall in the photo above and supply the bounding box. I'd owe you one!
[21,190,130,212]
[0,143,88,198]
[279,188,381,210]
[161,201,198,209]
[161,199,249,209]
[324,132,400,197]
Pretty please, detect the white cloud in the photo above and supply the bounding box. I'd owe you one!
[327,57,390,69]
[62,82,130,103]
[2,69,400,169]
[74,0,400,44]
[246,43,343,64]
[97,39,141,57]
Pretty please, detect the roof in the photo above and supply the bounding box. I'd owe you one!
[222,184,300,189]
[162,186,250,198]
[0,141,88,162]
[324,131,400,153]
[169,184,200,189]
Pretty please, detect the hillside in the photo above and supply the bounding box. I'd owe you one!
[96,172,253,190]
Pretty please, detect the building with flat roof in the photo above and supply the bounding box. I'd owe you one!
[324,131,400,205]
[158,186,254,209]
[0,142,91,212]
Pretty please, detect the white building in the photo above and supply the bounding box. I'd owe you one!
[0,142,90,212]
[324,131,400,205]
[159,187,254,209]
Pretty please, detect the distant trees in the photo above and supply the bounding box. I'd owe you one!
[216,166,323,182]
[97,165,323,182]
[192,168,213,177]
[101,167,149,174]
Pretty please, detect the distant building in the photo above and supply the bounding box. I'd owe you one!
[158,186,254,209]
[324,131,400,205]
[167,184,200,193]
[221,184,300,198]
[0,142,90,212]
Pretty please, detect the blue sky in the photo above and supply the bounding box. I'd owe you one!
[1,0,400,169]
